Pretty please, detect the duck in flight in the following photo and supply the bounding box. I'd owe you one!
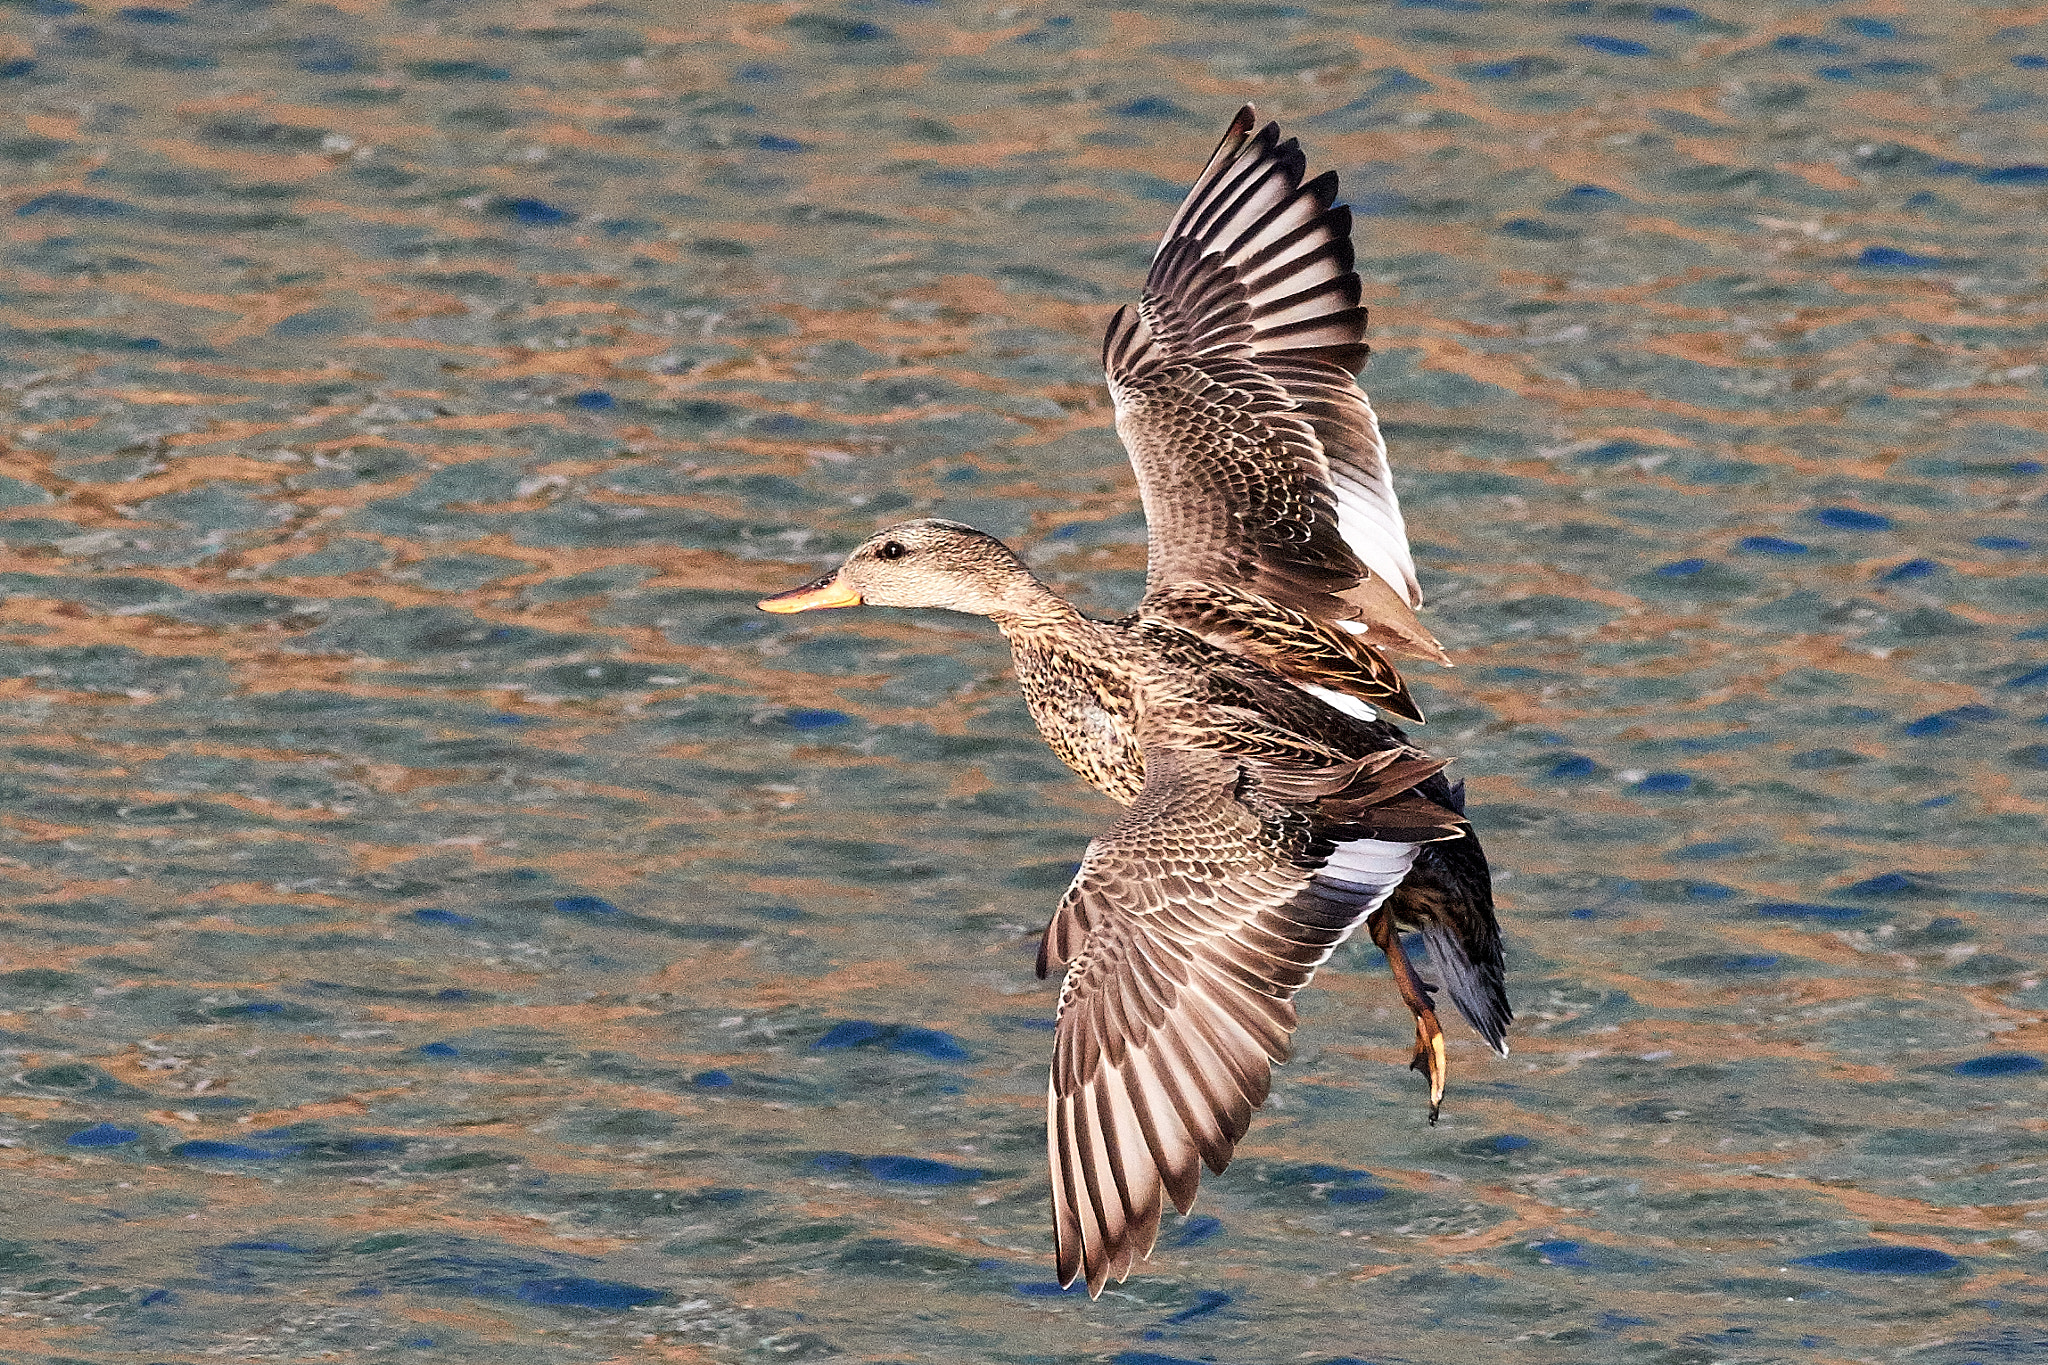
[760,105,1509,1297]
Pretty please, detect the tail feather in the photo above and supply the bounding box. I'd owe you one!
[1388,795,1510,1054]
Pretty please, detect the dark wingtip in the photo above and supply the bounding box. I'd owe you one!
[1379,677,1426,724]
[1303,167,1341,210]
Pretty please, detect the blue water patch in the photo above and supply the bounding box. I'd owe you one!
[1756,902,1866,922]
[1794,1246,1960,1275]
[813,1020,968,1059]
[570,390,614,410]
[1858,245,1941,268]
[1839,16,1896,37]
[891,1026,969,1060]
[16,192,134,218]
[67,1122,139,1147]
[757,134,809,153]
[1575,34,1653,55]
[1461,55,1564,80]
[1656,558,1707,576]
[553,896,620,915]
[1880,558,1939,581]
[782,708,850,730]
[1673,839,1755,860]
[1811,506,1893,531]
[1533,1239,1592,1267]
[1775,34,1850,54]
[1738,536,1808,555]
[515,1276,665,1310]
[1501,217,1578,241]
[1841,871,1940,897]
[176,1140,292,1160]
[1114,1352,1208,1365]
[1169,1214,1223,1246]
[2014,54,2048,68]
[1162,1289,1232,1324]
[816,1020,886,1049]
[419,1042,459,1057]
[1635,772,1692,793]
[1553,184,1625,211]
[1903,705,1997,736]
[1979,165,2048,184]
[864,1155,980,1184]
[1953,1053,2043,1077]
[499,198,573,225]
[412,908,474,926]
[1017,1280,1087,1296]
[816,1153,983,1184]
[1548,755,1599,778]
[692,1070,732,1087]
[2002,665,2048,690]
[1114,97,1187,120]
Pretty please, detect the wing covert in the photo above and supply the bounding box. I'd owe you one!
[1105,104,1442,664]
[1038,746,1457,1295]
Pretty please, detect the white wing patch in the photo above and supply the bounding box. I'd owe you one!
[1323,392,1418,606]
[1315,836,1418,907]
[1298,683,1378,723]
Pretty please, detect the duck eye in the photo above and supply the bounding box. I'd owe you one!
[877,540,908,561]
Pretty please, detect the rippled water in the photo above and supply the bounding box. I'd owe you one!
[2,2,2046,1362]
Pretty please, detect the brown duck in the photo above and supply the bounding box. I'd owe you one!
[760,106,1509,1296]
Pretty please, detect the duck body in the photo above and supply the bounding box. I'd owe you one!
[976,556,1508,1055]
[758,105,1511,1296]
[998,607,1147,806]
[1002,598,1402,802]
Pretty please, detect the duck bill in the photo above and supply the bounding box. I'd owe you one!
[758,571,863,613]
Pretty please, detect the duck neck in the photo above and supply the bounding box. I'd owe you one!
[986,570,1082,633]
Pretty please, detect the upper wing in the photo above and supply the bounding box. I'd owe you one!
[1106,104,1442,662]
[1036,745,1460,1295]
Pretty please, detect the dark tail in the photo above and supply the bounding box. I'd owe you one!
[1388,776,1511,1053]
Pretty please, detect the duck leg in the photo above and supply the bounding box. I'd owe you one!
[1368,907,1447,1123]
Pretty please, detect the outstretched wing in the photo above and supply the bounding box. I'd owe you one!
[1106,104,1442,662]
[1036,746,1460,1295]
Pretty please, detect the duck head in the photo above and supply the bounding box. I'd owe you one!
[759,518,1053,618]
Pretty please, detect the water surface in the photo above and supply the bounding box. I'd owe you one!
[3,2,2047,1362]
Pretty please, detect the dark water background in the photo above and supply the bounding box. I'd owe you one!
[3,2,2047,1362]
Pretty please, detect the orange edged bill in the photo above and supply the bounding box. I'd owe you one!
[758,572,862,613]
